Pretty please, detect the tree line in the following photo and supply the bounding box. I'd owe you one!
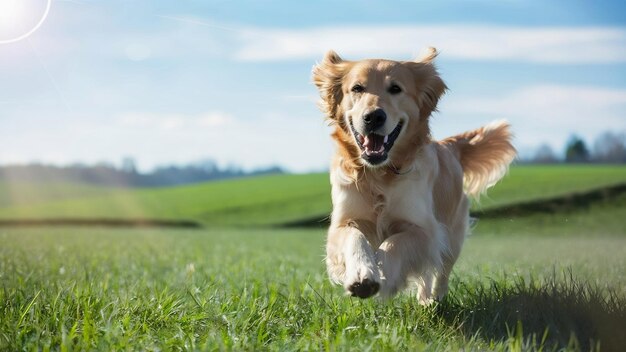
[0,159,284,187]
[529,131,626,164]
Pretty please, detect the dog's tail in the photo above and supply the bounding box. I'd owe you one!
[441,120,516,198]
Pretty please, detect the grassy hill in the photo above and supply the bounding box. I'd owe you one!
[0,173,331,226]
[0,165,624,227]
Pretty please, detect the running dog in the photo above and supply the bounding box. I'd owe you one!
[312,48,515,303]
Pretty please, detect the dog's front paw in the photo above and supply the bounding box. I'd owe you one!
[342,242,380,298]
[344,262,380,298]
[348,278,380,298]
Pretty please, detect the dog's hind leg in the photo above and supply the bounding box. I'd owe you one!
[433,213,468,300]
[432,257,454,300]
[326,225,381,298]
[417,275,435,305]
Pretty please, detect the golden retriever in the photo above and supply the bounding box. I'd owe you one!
[312,48,516,303]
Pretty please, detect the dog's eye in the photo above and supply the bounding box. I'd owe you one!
[351,84,365,93]
[388,84,402,95]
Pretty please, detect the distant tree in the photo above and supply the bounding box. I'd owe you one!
[565,135,590,163]
[0,159,284,187]
[121,157,137,174]
[193,158,219,173]
[94,161,115,169]
[533,144,559,164]
[593,131,626,163]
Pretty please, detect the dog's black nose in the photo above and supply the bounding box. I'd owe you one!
[363,109,387,133]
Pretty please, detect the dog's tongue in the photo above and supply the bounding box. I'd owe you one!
[363,134,385,152]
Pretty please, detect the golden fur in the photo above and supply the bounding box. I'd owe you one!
[312,48,516,302]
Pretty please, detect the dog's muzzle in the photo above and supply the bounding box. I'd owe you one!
[350,120,403,166]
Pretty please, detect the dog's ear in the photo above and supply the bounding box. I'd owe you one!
[312,50,348,121]
[415,46,439,64]
[321,50,343,65]
[407,47,447,118]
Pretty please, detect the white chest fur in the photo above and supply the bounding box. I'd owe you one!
[330,146,441,246]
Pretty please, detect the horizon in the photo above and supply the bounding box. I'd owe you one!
[0,130,618,175]
[1,0,626,173]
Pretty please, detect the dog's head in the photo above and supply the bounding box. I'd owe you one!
[313,48,447,169]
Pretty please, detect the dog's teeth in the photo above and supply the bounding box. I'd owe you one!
[384,135,389,143]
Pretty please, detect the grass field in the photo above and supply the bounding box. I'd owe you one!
[2,194,626,351]
[0,165,625,226]
[1,165,625,350]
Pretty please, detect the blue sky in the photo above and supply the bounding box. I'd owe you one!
[1,0,625,172]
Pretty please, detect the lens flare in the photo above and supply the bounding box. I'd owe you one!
[0,0,51,44]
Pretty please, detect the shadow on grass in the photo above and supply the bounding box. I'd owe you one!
[436,272,626,351]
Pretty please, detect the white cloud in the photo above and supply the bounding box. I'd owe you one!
[38,111,330,172]
[0,109,332,172]
[454,85,626,114]
[235,25,626,64]
[19,8,626,66]
[113,111,333,172]
[436,84,626,152]
[196,112,233,127]
[118,111,234,131]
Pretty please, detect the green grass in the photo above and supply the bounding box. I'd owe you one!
[475,193,626,238]
[1,200,625,351]
[2,165,624,350]
[476,165,626,209]
[0,165,625,226]
[0,173,331,226]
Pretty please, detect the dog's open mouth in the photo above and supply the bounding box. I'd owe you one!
[350,121,403,165]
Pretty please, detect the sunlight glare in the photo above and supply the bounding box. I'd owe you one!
[0,0,27,28]
[0,0,51,44]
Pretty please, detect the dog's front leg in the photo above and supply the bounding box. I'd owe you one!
[376,223,444,303]
[326,225,380,298]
